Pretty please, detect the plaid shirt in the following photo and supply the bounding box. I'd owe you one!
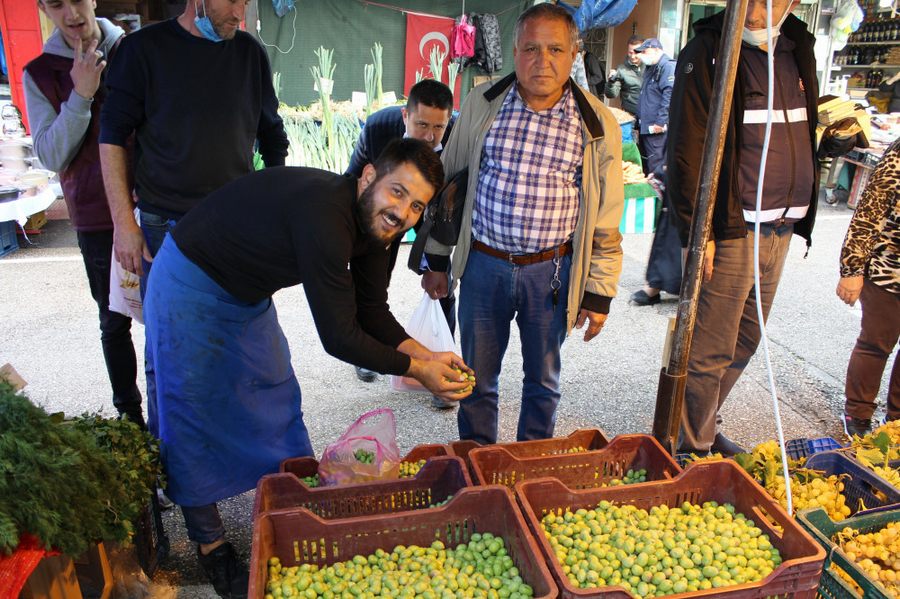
[472,84,584,254]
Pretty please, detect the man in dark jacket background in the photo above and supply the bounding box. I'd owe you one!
[668,0,819,456]
[634,37,675,175]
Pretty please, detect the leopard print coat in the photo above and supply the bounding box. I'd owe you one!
[840,136,900,295]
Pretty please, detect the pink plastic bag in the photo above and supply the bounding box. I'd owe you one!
[318,409,401,486]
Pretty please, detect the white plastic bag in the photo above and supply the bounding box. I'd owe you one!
[390,292,454,391]
[109,246,143,324]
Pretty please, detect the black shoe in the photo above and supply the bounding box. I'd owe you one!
[355,366,377,382]
[710,433,746,457]
[431,395,456,410]
[842,412,872,438]
[198,542,248,599]
[630,289,661,306]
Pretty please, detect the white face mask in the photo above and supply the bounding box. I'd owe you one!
[742,5,791,47]
[638,52,656,66]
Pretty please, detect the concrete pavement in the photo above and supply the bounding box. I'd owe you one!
[0,196,894,597]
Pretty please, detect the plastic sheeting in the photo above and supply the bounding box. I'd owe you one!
[558,0,639,32]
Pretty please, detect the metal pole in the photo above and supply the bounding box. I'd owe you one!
[652,0,750,454]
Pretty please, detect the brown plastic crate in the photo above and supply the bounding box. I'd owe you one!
[469,434,681,489]
[253,455,472,518]
[249,485,558,599]
[515,461,826,598]
[450,430,610,484]
[279,443,450,485]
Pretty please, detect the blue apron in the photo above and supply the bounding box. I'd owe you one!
[144,235,313,507]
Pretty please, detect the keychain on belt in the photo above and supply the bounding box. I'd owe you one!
[550,252,562,307]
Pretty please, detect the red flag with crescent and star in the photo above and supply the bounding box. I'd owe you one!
[404,13,461,108]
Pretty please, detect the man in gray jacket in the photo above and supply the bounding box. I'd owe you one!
[24,0,143,427]
[423,4,624,445]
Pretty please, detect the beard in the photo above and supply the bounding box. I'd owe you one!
[355,185,406,245]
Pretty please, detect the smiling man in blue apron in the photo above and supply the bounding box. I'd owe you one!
[143,139,473,598]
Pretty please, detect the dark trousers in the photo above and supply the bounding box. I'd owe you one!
[680,224,792,451]
[76,230,143,426]
[845,279,900,421]
[639,132,668,176]
[645,196,683,295]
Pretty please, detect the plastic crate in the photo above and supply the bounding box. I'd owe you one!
[839,448,900,493]
[450,429,609,461]
[0,220,18,258]
[132,487,169,577]
[254,455,472,518]
[796,506,900,598]
[469,434,681,490]
[516,461,826,599]
[804,451,900,517]
[279,443,450,486]
[785,437,844,461]
[249,485,558,599]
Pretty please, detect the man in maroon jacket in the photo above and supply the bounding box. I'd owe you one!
[23,0,143,427]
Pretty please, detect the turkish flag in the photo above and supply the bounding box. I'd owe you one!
[405,13,462,109]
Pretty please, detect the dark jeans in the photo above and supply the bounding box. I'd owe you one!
[76,230,143,426]
[845,279,900,421]
[645,196,683,295]
[181,504,225,544]
[458,249,571,444]
[639,132,668,176]
[139,210,180,416]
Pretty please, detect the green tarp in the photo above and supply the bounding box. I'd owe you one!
[256,0,531,107]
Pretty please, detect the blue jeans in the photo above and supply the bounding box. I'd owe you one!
[139,210,179,299]
[181,504,225,544]
[139,210,179,419]
[458,248,571,444]
[680,223,793,451]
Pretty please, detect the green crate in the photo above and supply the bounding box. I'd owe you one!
[796,506,900,598]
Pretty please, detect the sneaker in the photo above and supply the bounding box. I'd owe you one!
[156,487,175,511]
[842,412,872,438]
[197,542,248,599]
[630,289,661,306]
[710,433,746,457]
[354,366,377,382]
[431,395,457,410]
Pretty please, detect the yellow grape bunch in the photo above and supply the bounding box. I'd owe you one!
[764,475,852,521]
[834,521,900,597]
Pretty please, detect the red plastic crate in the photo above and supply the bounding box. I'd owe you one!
[450,430,610,482]
[515,461,826,598]
[254,455,471,518]
[249,486,558,599]
[279,443,450,486]
[469,434,680,489]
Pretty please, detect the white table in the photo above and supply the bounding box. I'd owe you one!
[0,186,58,227]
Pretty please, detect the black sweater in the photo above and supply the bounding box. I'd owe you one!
[172,167,412,376]
[99,19,288,217]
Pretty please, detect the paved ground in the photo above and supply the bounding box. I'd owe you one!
[0,195,894,597]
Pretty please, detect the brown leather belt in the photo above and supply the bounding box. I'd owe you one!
[472,239,572,265]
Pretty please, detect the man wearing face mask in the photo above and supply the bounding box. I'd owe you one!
[99,0,287,288]
[633,38,675,176]
[668,0,819,456]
